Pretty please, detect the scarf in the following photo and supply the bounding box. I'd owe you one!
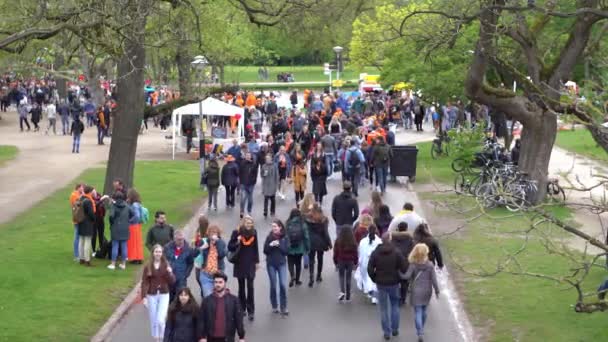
[240,228,256,246]
[84,193,96,213]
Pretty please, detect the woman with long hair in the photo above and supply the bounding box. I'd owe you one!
[228,216,259,321]
[299,193,316,218]
[285,208,311,287]
[374,204,393,237]
[333,226,358,302]
[310,156,328,204]
[355,225,381,305]
[263,219,290,316]
[141,244,175,342]
[126,188,144,264]
[196,225,228,298]
[404,243,440,342]
[368,191,384,219]
[291,159,308,205]
[164,287,199,342]
[305,203,332,287]
[413,223,444,270]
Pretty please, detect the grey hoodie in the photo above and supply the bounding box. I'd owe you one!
[261,161,280,196]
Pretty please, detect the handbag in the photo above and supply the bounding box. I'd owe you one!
[227,243,241,264]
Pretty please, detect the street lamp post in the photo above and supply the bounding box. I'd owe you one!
[333,46,343,82]
[191,55,209,163]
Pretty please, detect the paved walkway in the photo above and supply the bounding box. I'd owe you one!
[0,110,182,224]
[108,124,473,342]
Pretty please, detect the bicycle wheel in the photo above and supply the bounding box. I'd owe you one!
[468,174,482,195]
[431,142,440,160]
[476,183,498,209]
[452,158,467,173]
[505,185,526,212]
[546,182,566,202]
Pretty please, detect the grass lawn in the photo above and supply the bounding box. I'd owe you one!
[224,65,379,84]
[415,143,607,341]
[555,129,608,162]
[0,145,18,166]
[0,160,204,342]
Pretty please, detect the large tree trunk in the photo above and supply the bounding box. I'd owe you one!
[518,111,557,203]
[175,46,192,98]
[103,5,147,194]
[54,53,67,100]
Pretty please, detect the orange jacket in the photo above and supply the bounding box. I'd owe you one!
[245,94,257,107]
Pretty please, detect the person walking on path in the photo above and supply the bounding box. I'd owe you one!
[274,145,291,200]
[263,220,289,316]
[344,140,365,197]
[354,214,374,245]
[331,181,359,234]
[388,202,425,233]
[403,243,441,342]
[305,203,332,287]
[204,156,221,211]
[291,159,307,205]
[285,209,311,287]
[141,244,176,342]
[58,99,70,135]
[197,272,245,342]
[69,183,84,261]
[367,233,408,340]
[310,156,328,204]
[29,102,42,131]
[320,132,337,178]
[70,115,85,153]
[18,101,31,132]
[355,225,381,305]
[374,205,393,237]
[391,222,415,305]
[126,188,144,264]
[333,226,358,303]
[196,225,228,298]
[238,152,258,218]
[164,287,199,342]
[371,136,392,194]
[260,154,279,218]
[165,230,196,302]
[77,185,96,266]
[96,107,107,145]
[108,191,133,270]
[228,216,259,321]
[146,211,175,250]
[413,223,444,270]
[221,155,239,209]
[44,101,57,135]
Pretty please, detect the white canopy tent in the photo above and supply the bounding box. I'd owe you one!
[171,97,245,160]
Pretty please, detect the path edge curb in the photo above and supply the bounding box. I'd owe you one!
[91,199,206,342]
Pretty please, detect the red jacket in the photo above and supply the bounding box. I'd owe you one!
[333,244,358,265]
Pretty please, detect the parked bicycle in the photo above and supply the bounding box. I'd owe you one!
[431,131,450,159]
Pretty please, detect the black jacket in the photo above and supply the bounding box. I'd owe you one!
[205,161,221,188]
[228,229,260,278]
[331,191,359,226]
[391,231,414,271]
[164,309,198,342]
[416,236,444,268]
[221,161,239,187]
[77,196,96,236]
[310,162,327,196]
[198,292,245,342]
[109,199,133,241]
[238,159,258,186]
[306,217,332,252]
[367,243,407,286]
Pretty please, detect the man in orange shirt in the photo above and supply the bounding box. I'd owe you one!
[70,183,84,261]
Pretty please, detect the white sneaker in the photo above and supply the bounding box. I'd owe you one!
[338,292,345,302]
[118,264,126,270]
[107,264,116,270]
[371,297,378,305]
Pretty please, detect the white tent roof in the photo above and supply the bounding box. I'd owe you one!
[172,97,244,116]
[171,97,245,160]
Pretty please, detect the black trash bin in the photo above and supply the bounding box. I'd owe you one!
[390,145,418,182]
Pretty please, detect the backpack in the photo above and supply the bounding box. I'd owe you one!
[72,197,86,223]
[287,220,304,248]
[139,205,150,224]
[348,150,361,169]
[413,104,422,116]
[377,145,389,163]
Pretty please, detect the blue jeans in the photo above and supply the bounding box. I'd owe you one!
[111,240,128,262]
[61,115,70,135]
[325,153,335,177]
[97,126,105,144]
[199,271,214,298]
[375,166,388,193]
[267,263,288,311]
[377,285,401,336]
[73,224,80,258]
[414,305,428,336]
[240,184,254,214]
[72,134,81,152]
